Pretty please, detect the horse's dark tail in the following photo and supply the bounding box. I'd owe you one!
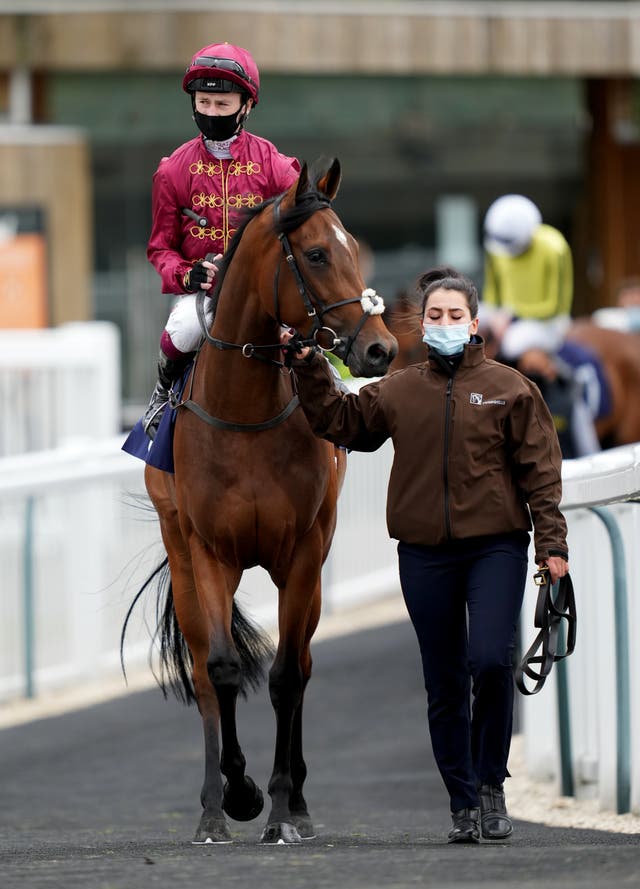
[120,557,275,705]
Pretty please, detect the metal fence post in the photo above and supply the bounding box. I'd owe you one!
[589,505,631,814]
[23,495,36,699]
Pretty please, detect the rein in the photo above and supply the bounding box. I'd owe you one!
[515,569,577,695]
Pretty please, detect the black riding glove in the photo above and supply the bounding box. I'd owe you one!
[183,261,211,292]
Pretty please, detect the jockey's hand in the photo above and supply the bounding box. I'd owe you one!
[185,255,221,292]
[538,555,569,586]
[518,348,558,382]
[280,327,313,361]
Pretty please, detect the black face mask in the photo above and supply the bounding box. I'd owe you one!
[194,108,245,142]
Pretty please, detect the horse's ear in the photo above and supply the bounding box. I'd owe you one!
[316,157,341,202]
[294,162,310,200]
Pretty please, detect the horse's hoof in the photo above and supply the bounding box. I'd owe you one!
[192,812,233,845]
[260,822,302,844]
[223,776,264,822]
[292,814,316,839]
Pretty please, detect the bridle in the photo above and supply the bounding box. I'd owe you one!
[177,192,385,431]
[271,195,384,365]
[194,193,384,368]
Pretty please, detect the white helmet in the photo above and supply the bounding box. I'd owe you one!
[484,194,542,257]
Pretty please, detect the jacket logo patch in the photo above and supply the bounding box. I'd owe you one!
[470,393,506,406]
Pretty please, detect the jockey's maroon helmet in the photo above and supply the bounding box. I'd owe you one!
[182,43,260,104]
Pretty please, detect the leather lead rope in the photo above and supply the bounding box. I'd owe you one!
[515,570,577,696]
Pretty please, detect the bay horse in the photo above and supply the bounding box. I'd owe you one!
[122,158,397,845]
[565,320,640,447]
[385,289,640,449]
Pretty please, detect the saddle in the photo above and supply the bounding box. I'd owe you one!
[515,569,577,696]
[557,339,611,421]
[122,365,192,473]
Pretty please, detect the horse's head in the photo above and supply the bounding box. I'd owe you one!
[269,158,397,377]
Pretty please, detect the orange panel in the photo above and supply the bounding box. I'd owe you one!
[0,233,48,328]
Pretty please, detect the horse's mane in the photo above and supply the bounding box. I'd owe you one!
[387,288,422,324]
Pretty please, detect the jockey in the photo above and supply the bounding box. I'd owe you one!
[142,43,300,438]
[481,194,603,457]
[482,194,572,344]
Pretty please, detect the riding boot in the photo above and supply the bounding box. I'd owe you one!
[142,352,190,440]
[447,808,480,844]
[478,784,513,839]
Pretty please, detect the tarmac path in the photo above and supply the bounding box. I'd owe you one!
[0,616,638,889]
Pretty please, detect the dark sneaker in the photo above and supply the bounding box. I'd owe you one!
[447,807,480,844]
[479,783,513,839]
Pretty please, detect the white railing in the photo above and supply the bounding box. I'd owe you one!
[0,434,398,704]
[0,322,121,456]
[521,443,640,816]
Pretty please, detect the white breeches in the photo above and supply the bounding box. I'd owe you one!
[500,316,570,361]
[164,294,214,354]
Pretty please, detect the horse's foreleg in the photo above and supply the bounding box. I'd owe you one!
[189,541,263,835]
[262,550,322,845]
[192,667,231,844]
[215,623,264,825]
[288,580,321,839]
[165,550,233,844]
[147,491,231,844]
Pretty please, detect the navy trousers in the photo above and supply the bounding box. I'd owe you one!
[398,533,528,812]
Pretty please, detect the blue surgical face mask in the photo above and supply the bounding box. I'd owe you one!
[422,322,471,356]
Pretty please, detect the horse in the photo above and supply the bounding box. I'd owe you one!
[384,289,640,450]
[565,320,640,447]
[121,157,398,845]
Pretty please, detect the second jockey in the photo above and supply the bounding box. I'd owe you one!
[481,194,604,457]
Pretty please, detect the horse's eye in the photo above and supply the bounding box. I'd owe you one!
[305,248,327,266]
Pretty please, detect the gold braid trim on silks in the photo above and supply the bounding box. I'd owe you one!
[228,160,261,176]
[228,193,263,209]
[189,159,224,176]
[185,159,264,245]
[193,192,224,209]
[190,225,225,240]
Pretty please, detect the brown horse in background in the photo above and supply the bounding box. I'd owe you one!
[385,289,640,448]
[122,159,397,845]
[565,320,640,447]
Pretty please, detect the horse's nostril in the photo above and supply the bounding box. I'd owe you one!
[366,342,396,369]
